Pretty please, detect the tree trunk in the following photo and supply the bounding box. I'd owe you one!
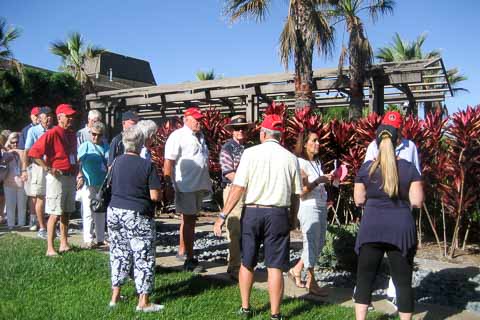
[462,217,472,251]
[349,81,364,120]
[348,24,370,120]
[442,202,447,257]
[293,1,315,111]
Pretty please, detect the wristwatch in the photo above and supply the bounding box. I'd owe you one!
[218,212,227,220]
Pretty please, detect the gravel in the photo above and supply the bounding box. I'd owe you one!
[155,223,480,315]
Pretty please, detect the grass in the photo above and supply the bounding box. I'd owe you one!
[0,234,387,319]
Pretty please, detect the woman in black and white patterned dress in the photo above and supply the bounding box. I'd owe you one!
[107,125,163,312]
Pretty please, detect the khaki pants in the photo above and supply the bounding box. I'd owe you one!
[223,185,244,270]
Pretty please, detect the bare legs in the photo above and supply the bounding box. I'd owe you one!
[35,196,46,230]
[239,264,284,316]
[45,212,70,256]
[179,214,196,259]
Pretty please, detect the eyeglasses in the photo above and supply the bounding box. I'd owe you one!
[91,132,103,137]
[10,141,18,144]
[233,127,247,131]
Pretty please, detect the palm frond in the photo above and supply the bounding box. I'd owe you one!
[311,8,335,58]
[376,47,394,62]
[447,68,469,94]
[368,0,395,22]
[224,0,271,22]
[86,45,105,58]
[279,15,297,69]
[49,40,71,59]
[196,69,217,80]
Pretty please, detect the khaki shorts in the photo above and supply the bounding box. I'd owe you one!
[29,163,47,197]
[175,191,206,215]
[45,174,76,215]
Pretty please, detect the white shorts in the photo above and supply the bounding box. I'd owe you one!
[45,174,76,215]
[175,191,205,215]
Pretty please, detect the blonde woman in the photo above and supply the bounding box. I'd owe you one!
[4,132,27,229]
[289,130,331,296]
[353,125,423,320]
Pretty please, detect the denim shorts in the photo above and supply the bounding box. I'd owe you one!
[241,206,290,271]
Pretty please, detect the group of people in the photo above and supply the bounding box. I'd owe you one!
[0,104,423,319]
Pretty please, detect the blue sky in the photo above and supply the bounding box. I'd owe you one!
[2,0,478,114]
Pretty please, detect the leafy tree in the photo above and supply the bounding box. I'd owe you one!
[376,32,468,116]
[324,0,394,120]
[224,0,334,109]
[0,68,81,130]
[50,32,104,95]
[0,17,21,59]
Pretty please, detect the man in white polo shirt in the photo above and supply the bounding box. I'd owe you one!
[214,114,302,320]
[164,107,211,273]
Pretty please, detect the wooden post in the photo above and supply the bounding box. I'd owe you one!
[369,75,385,115]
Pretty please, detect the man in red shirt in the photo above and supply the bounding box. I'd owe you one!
[28,104,78,257]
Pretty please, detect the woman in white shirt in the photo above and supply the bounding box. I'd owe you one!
[289,130,332,296]
[3,132,27,229]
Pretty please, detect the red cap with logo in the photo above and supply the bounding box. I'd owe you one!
[56,103,77,116]
[261,114,284,132]
[184,107,204,120]
[382,111,402,129]
[31,106,41,116]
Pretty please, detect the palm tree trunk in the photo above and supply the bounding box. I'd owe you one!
[293,1,315,110]
[349,80,364,119]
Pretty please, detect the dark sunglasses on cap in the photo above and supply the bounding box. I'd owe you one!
[233,126,248,131]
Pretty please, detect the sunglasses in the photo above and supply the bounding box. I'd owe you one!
[91,132,103,137]
[233,127,248,131]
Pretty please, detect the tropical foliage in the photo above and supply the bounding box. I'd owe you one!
[150,103,480,259]
[50,32,104,95]
[223,0,334,109]
[323,0,395,120]
[196,69,218,81]
[0,17,21,60]
[0,68,81,130]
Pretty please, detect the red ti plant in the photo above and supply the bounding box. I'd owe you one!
[438,105,480,258]
[355,112,382,147]
[150,117,183,176]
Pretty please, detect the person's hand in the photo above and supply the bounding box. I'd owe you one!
[213,218,225,237]
[21,171,28,182]
[324,173,333,182]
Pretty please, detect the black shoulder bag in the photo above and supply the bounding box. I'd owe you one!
[90,158,116,213]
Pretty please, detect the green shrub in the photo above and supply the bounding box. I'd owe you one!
[318,223,359,271]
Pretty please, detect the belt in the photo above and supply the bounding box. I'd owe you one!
[246,204,288,209]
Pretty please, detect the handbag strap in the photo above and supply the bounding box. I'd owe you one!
[92,142,108,167]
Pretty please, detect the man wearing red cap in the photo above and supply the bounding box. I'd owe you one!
[364,111,420,173]
[164,106,212,272]
[28,104,78,256]
[18,106,40,151]
[214,114,302,320]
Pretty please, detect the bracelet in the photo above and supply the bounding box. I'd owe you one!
[219,212,227,220]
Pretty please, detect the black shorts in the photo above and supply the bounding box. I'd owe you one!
[241,206,290,271]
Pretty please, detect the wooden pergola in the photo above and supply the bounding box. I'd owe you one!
[86,57,452,134]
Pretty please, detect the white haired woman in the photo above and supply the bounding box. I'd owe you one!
[107,125,163,312]
[77,121,109,248]
[136,119,158,161]
[3,132,27,229]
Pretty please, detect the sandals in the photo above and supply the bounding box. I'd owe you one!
[287,268,305,288]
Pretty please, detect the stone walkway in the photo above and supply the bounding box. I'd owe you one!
[2,217,479,320]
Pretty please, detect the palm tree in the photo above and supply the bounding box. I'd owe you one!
[324,0,394,120]
[196,69,217,81]
[376,33,468,116]
[0,18,23,77]
[224,0,334,109]
[50,32,104,95]
[0,18,21,60]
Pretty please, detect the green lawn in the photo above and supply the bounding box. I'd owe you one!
[0,234,387,319]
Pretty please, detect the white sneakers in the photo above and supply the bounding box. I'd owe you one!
[136,304,165,313]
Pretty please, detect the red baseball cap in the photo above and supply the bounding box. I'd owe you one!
[184,107,204,120]
[56,103,77,116]
[382,111,402,129]
[261,114,284,132]
[31,106,40,116]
